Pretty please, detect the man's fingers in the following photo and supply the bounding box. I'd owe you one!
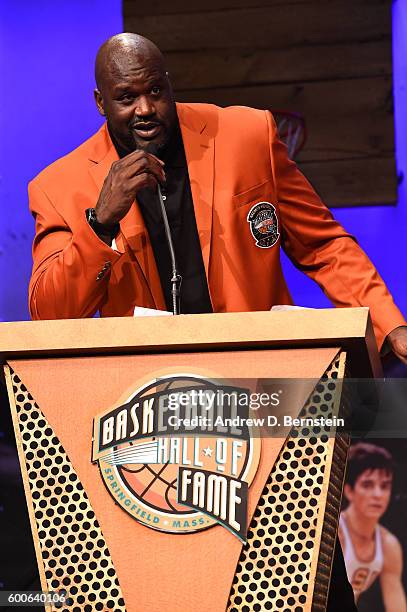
[134,161,166,183]
[394,351,407,366]
[118,153,166,183]
[147,152,165,166]
[120,149,165,167]
[127,171,161,192]
[97,153,165,226]
[387,326,407,366]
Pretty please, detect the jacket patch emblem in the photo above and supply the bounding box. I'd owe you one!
[247,202,280,248]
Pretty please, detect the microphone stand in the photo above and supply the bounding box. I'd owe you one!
[157,184,182,315]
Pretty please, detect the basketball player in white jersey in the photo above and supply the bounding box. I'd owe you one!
[339,443,406,610]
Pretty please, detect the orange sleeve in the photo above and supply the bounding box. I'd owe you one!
[28,180,123,320]
[265,111,406,350]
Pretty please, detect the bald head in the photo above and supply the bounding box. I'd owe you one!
[95,33,165,92]
[94,33,176,156]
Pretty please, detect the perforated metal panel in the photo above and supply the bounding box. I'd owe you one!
[5,368,126,612]
[228,352,348,612]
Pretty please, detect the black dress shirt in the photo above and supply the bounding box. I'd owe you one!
[135,125,213,314]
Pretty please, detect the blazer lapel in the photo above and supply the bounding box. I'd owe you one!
[177,103,215,279]
[88,125,165,310]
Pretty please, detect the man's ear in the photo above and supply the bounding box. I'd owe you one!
[94,89,105,116]
[344,483,353,503]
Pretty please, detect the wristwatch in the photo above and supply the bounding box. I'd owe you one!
[85,208,119,240]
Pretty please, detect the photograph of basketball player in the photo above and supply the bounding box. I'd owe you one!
[339,442,406,611]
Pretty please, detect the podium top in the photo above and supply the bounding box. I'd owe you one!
[0,307,380,377]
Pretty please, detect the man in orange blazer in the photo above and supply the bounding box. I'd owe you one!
[28,34,407,364]
[28,32,407,611]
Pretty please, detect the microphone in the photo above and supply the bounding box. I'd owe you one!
[157,184,182,315]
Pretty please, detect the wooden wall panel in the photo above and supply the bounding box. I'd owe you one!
[125,3,391,51]
[165,41,391,90]
[177,77,394,163]
[127,0,316,15]
[123,0,397,207]
[301,157,396,207]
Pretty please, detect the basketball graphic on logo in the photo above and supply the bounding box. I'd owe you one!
[119,437,191,513]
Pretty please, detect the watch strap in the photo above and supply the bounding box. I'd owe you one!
[85,208,119,240]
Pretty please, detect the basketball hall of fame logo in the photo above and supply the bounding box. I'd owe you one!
[92,375,261,542]
[247,201,280,248]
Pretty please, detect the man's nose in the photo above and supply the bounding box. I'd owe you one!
[135,95,155,117]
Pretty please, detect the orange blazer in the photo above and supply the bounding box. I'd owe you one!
[29,102,406,348]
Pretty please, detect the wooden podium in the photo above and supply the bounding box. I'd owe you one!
[0,308,380,611]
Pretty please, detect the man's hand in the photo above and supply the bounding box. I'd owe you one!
[387,326,407,365]
[95,150,165,227]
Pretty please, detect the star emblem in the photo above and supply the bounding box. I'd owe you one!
[203,446,213,457]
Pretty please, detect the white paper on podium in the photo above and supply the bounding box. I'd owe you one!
[133,306,173,317]
[133,305,317,316]
[271,305,316,311]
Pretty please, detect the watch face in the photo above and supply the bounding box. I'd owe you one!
[86,208,119,239]
[86,208,96,224]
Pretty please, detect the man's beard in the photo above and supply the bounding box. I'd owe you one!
[135,138,166,156]
[131,125,174,158]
